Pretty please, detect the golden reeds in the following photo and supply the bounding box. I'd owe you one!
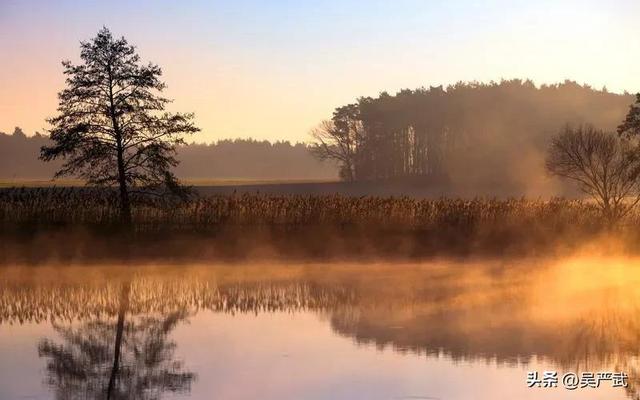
[0,187,608,233]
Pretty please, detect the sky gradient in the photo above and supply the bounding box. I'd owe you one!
[1,0,639,143]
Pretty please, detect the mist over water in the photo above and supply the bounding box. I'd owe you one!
[1,256,639,399]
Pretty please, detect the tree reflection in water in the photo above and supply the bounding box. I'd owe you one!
[1,260,640,398]
[37,283,195,400]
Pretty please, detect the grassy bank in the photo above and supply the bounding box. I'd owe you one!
[0,187,630,262]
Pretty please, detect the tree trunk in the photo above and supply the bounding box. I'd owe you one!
[107,63,131,226]
[345,160,354,182]
[106,283,130,400]
[116,146,132,225]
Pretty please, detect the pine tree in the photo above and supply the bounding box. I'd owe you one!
[618,93,640,138]
[41,27,199,224]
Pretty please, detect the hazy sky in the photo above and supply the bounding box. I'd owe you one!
[1,0,639,143]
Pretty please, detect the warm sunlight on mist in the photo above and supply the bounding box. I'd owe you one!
[4,2,640,400]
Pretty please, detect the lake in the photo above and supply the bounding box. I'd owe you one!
[0,257,638,399]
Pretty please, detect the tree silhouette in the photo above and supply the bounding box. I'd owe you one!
[310,104,361,181]
[618,93,640,138]
[40,27,199,223]
[37,283,195,400]
[546,125,640,223]
[312,80,632,191]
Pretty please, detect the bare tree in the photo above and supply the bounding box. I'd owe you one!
[310,104,361,181]
[546,125,640,223]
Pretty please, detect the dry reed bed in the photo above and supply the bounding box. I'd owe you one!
[0,187,609,232]
[2,187,634,259]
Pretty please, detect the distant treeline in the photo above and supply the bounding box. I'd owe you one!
[0,129,338,181]
[4,80,635,195]
[313,79,633,195]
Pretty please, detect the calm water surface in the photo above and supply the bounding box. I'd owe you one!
[0,257,638,399]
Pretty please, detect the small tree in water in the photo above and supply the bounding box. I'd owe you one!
[546,125,640,224]
[41,27,199,224]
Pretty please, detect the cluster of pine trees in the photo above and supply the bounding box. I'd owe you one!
[313,80,632,193]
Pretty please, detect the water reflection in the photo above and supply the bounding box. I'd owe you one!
[37,283,195,400]
[1,259,639,399]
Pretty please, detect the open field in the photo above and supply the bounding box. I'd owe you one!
[0,179,86,188]
[0,178,335,187]
[0,178,579,198]
[0,179,296,188]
